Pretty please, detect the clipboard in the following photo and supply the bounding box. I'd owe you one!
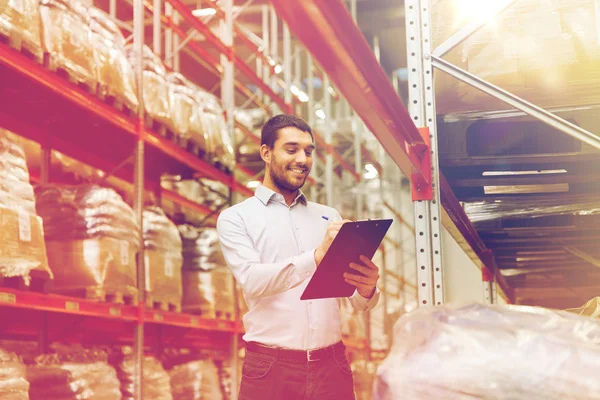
[300,219,393,300]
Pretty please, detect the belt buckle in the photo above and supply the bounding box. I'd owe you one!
[307,349,317,362]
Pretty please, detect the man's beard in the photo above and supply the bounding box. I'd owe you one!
[269,154,308,193]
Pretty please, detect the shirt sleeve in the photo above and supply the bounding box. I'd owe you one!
[217,209,317,299]
[348,288,380,312]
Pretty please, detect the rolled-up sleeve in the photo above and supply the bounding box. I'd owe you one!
[217,209,316,299]
[349,288,380,312]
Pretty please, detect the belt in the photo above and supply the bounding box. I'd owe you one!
[246,341,345,362]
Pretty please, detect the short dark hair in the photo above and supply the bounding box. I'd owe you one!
[261,114,313,148]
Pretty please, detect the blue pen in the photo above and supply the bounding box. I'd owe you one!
[321,216,329,221]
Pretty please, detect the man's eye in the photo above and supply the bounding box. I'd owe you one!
[305,151,313,157]
[286,149,295,154]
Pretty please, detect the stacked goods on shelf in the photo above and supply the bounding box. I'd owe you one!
[27,348,121,399]
[198,90,236,173]
[374,303,600,399]
[351,359,379,400]
[179,225,234,319]
[432,0,600,115]
[0,347,29,400]
[235,108,267,163]
[89,7,138,111]
[0,131,52,285]
[168,72,207,157]
[143,206,183,311]
[0,0,43,61]
[35,184,139,302]
[169,359,223,400]
[39,0,97,90]
[110,347,173,400]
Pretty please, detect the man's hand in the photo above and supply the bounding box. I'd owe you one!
[344,255,379,299]
[314,219,352,266]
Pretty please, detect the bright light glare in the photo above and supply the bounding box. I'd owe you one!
[363,163,378,180]
[482,169,567,176]
[297,92,309,103]
[192,8,217,17]
[290,85,300,96]
[246,180,261,189]
[455,0,502,23]
[315,109,326,119]
[274,64,282,74]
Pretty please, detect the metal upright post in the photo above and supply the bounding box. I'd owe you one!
[283,23,292,105]
[164,3,173,68]
[133,0,146,397]
[220,1,238,398]
[294,45,302,115]
[405,0,445,307]
[482,267,493,304]
[109,0,116,18]
[323,75,333,207]
[307,54,318,202]
[270,6,278,95]
[173,12,180,71]
[353,120,362,220]
[153,0,161,57]
[261,6,270,105]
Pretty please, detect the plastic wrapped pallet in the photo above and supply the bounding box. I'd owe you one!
[0,347,29,400]
[28,348,121,400]
[128,45,171,128]
[463,197,600,226]
[374,303,600,400]
[0,131,51,283]
[169,359,223,400]
[234,108,267,164]
[143,206,182,311]
[110,348,173,400]
[40,0,97,90]
[35,184,139,301]
[197,91,235,172]
[180,225,234,317]
[432,0,600,116]
[168,73,207,156]
[0,0,43,61]
[89,7,138,112]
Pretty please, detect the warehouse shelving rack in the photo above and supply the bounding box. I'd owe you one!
[0,0,412,398]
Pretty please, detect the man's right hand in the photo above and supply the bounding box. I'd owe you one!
[314,219,352,266]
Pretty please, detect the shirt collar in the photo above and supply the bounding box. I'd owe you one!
[255,185,307,206]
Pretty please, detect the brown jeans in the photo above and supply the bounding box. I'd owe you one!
[239,342,356,400]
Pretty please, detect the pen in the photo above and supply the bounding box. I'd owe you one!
[321,216,329,221]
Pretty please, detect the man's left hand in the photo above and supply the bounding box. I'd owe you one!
[344,255,379,299]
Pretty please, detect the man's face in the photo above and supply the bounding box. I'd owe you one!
[264,127,314,193]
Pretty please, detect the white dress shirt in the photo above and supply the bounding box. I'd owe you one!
[216,185,379,350]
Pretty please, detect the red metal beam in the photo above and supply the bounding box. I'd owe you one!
[235,120,261,145]
[165,0,292,113]
[268,0,428,184]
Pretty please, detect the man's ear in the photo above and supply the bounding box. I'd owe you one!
[260,144,271,164]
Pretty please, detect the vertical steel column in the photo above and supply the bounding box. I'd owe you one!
[173,13,180,71]
[164,3,173,68]
[350,0,357,23]
[283,23,292,105]
[220,2,238,397]
[153,0,161,56]
[133,0,146,397]
[405,0,444,307]
[294,45,302,115]
[378,146,388,345]
[482,267,493,304]
[262,6,270,105]
[270,6,278,95]
[323,75,333,207]
[109,0,116,18]
[307,54,318,201]
[353,120,362,220]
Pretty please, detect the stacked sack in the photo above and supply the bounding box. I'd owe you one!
[27,348,121,400]
[109,347,173,400]
[0,0,44,62]
[39,0,97,90]
[0,131,52,284]
[169,359,223,400]
[179,225,234,318]
[374,303,600,400]
[35,184,139,301]
[197,91,235,172]
[0,347,29,400]
[143,206,183,311]
[234,108,267,164]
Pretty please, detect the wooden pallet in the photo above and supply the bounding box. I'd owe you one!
[0,29,44,64]
[145,295,181,312]
[213,161,232,176]
[181,306,217,319]
[96,88,137,119]
[177,136,207,160]
[53,287,138,305]
[44,53,97,95]
[0,270,52,293]
[215,310,235,321]
[144,114,176,139]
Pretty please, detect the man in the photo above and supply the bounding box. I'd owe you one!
[217,114,381,400]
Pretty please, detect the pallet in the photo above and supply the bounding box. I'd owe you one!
[145,295,181,313]
[181,306,217,319]
[53,288,138,305]
[96,88,137,119]
[0,29,44,64]
[177,136,207,160]
[214,161,232,176]
[0,270,52,293]
[215,310,235,321]
[144,114,176,139]
[44,53,97,95]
